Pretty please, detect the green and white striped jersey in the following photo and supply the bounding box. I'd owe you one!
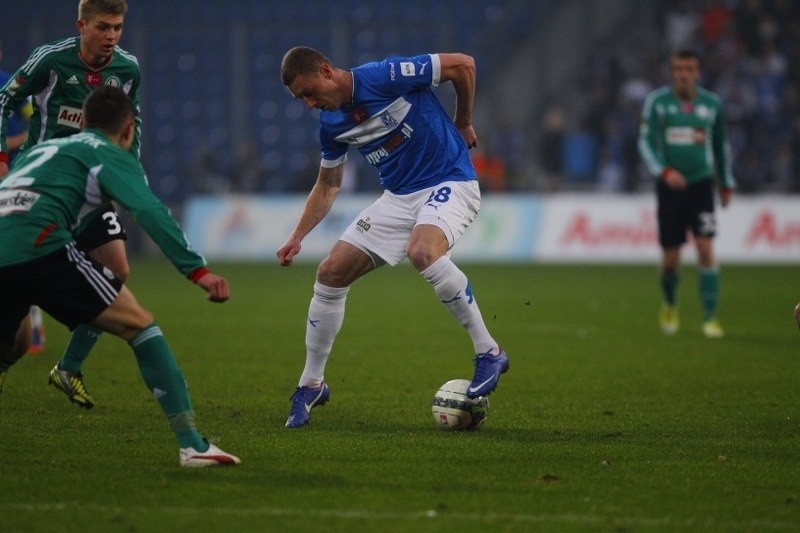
[638,86,735,188]
[0,36,141,159]
[0,129,205,277]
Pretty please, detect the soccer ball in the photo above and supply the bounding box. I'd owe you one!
[431,379,489,431]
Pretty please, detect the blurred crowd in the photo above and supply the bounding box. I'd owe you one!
[527,0,800,194]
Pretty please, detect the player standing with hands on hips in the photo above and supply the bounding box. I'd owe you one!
[0,0,140,406]
[638,49,736,339]
[0,86,240,467]
[277,46,509,428]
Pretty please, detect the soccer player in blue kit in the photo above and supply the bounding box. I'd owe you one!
[277,46,509,428]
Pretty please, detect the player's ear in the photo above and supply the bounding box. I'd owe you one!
[121,118,135,148]
[320,63,332,79]
[76,18,85,35]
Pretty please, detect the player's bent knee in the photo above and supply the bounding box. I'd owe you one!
[115,265,130,282]
[406,246,444,271]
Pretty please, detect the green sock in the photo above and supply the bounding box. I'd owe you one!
[698,268,720,321]
[660,272,680,306]
[59,324,103,373]
[129,323,207,451]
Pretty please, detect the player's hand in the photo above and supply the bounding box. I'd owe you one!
[195,272,230,302]
[0,161,8,178]
[662,168,687,190]
[457,124,478,149]
[719,187,732,208]
[277,238,302,267]
[794,302,800,330]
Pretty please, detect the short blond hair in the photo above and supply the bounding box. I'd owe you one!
[78,0,128,21]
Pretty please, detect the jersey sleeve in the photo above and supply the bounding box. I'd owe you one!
[127,70,143,159]
[97,149,207,276]
[637,92,667,177]
[383,54,438,95]
[319,122,348,168]
[0,47,52,156]
[712,101,736,189]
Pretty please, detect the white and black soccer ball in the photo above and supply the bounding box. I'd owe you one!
[431,379,489,431]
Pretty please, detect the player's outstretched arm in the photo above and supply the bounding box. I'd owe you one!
[193,270,230,303]
[277,164,343,267]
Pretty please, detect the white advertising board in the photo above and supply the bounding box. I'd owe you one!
[183,193,800,263]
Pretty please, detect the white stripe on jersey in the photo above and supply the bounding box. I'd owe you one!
[21,38,75,75]
[333,97,411,147]
[32,71,60,145]
[115,46,139,66]
[66,242,118,305]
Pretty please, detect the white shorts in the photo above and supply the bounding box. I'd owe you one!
[340,180,481,266]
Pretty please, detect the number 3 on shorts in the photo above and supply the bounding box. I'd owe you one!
[103,211,123,235]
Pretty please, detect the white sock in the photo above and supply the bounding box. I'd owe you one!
[421,256,497,355]
[299,282,349,387]
[30,305,43,328]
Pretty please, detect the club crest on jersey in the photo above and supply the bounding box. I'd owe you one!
[85,72,102,86]
[351,108,368,124]
[104,76,121,88]
[380,111,398,130]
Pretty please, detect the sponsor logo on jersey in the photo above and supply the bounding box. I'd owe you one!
[66,74,80,85]
[85,72,102,86]
[0,189,41,216]
[695,104,709,119]
[665,126,705,145]
[400,62,415,77]
[105,76,121,88]
[57,105,83,129]
[364,123,414,165]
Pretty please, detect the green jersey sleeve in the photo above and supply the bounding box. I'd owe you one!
[637,88,668,177]
[711,103,735,189]
[97,145,207,278]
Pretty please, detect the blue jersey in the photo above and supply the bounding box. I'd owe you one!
[319,54,476,194]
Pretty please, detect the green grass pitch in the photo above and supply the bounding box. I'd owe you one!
[1,260,798,532]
